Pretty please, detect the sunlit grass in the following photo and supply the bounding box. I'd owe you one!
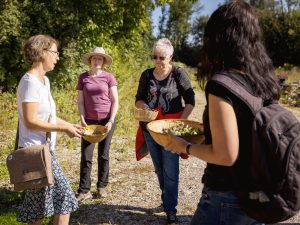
[276,66,300,84]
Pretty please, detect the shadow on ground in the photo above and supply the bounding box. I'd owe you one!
[0,187,24,213]
[71,203,192,225]
[71,201,300,225]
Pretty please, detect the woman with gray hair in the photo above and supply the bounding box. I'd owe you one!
[135,38,195,224]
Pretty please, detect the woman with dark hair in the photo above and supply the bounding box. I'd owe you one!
[165,1,280,224]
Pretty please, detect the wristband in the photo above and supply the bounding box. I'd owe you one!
[108,120,114,123]
[185,143,192,155]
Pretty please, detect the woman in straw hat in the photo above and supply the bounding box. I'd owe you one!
[76,47,118,202]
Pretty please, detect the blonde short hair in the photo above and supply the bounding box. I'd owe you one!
[153,38,174,56]
[23,34,59,65]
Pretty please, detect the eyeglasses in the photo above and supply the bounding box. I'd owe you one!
[151,55,166,61]
[45,49,59,57]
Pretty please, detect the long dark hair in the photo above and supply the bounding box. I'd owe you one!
[198,0,280,100]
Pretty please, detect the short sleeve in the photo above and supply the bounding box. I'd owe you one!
[176,67,195,106]
[77,73,84,91]
[135,70,149,102]
[107,73,117,88]
[176,67,192,90]
[205,80,233,106]
[19,78,40,103]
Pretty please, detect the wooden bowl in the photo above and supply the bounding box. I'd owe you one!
[82,125,108,143]
[133,106,158,122]
[147,119,205,147]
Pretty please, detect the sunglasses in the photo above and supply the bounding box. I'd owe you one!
[151,55,166,61]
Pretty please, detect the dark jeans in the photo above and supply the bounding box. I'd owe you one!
[78,118,116,194]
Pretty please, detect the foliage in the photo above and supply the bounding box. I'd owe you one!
[156,0,199,64]
[157,5,168,38]
[258,9,300,66]
[175,1,300,68]
[165,1,194,48]
[0,0,154,91]
[249,0,300,12]
[191,16,209,46]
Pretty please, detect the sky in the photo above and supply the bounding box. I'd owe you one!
[151,0,225,37]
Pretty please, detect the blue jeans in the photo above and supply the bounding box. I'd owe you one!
[143,131,179,213]
[191,186,265,225]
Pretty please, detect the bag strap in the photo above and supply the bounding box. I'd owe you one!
[15,87,52,150]
[14,117,51,150]
[14,121,20,151]
[210,74,263,114]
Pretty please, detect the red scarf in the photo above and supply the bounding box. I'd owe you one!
[135,107,189,161]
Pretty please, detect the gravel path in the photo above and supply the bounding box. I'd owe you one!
[53,92,300,225]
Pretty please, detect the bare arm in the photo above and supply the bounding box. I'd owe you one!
[77,90,87,126]
[22,102,82,138]
[56,117,72,126]
[105,86,119,131]
[135,100,150,109]
[180,104,194,119]
[165,94,239,166]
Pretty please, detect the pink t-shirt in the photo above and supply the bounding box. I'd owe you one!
[77,71,117,120]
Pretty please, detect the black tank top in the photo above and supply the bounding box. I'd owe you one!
[202,72,255,191]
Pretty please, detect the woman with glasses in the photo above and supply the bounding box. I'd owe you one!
[16,34,82,225]
[135,38,195,225]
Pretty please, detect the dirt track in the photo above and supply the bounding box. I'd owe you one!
[54,92,300,225]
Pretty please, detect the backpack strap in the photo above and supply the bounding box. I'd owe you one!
[211,74,263,114]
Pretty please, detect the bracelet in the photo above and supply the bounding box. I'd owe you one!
[185,143,192,155]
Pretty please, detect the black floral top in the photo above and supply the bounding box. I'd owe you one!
[135,66,195,114]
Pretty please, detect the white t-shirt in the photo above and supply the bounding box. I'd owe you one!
[17,73,57,150]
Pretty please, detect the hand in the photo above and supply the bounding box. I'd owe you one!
[81,118,87,127]
[143,104,150,110]
[165,132,188,154]
[65,124,83,138]
[105,120,113,132]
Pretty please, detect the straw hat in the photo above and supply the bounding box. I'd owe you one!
[82,47,113,67]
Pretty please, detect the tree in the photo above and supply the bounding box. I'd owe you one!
[0,0,155,91]
[191,15,209,47]
[157,5,168,39]
[258,9,300,66]
[165,0,193,48]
